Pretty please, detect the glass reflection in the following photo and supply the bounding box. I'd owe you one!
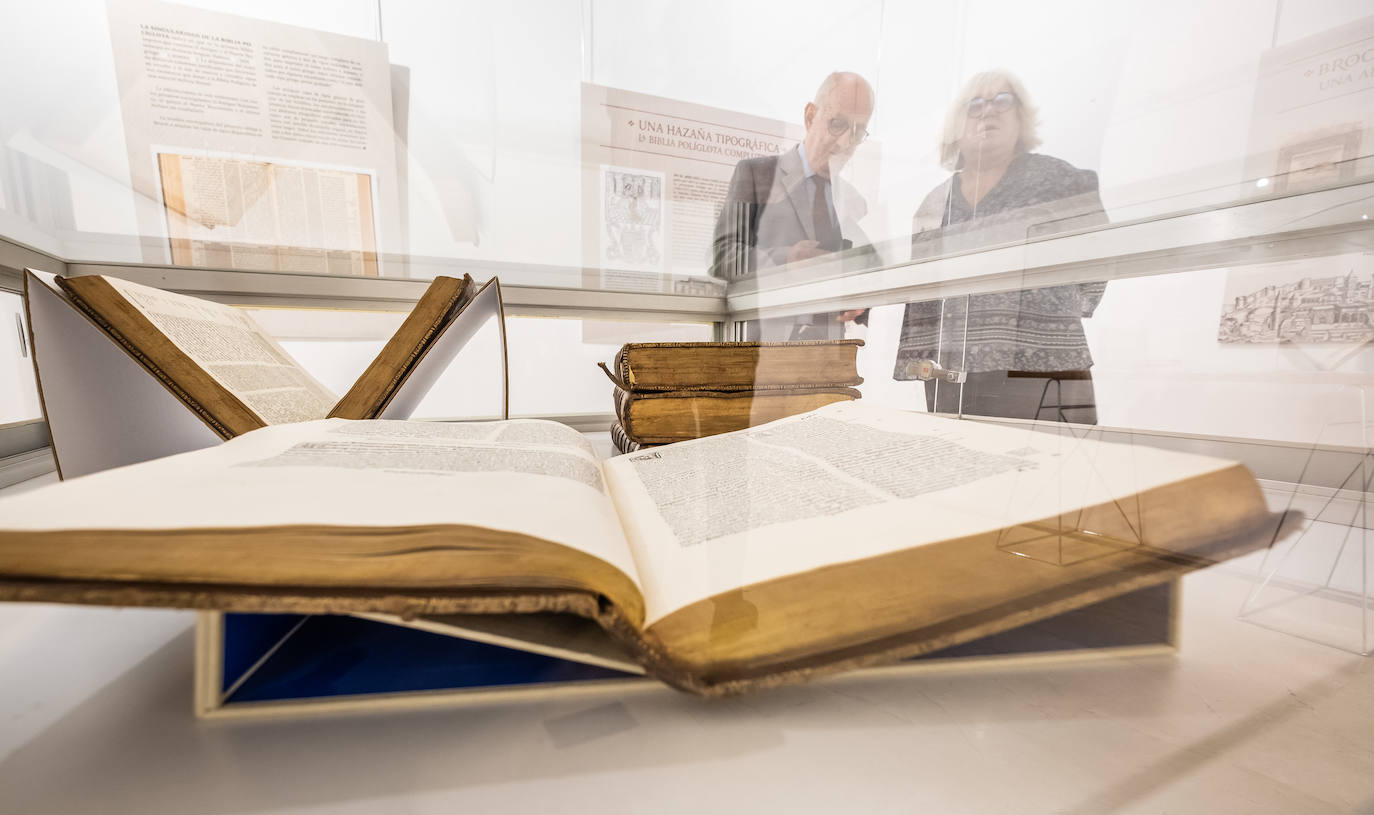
[895,70,1107,422]
[709,71,877,283]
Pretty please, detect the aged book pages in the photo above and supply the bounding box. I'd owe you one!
[54,273,482,438]
[0,418,645,623]
[614,386,861,443]
[607,403,1265,624]
[0,404,1279,694]
[60,274,337,436]
[611,340,864,391]
[159,154,379,276]
[604,404,1276,686]
[327,275,477,419]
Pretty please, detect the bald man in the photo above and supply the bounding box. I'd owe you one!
[710,72,875,280]
[710,72,876,338]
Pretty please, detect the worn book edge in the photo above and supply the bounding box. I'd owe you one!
[55,275,256,439]
[328,275,475,419]
[615,340,865,391]
[615,386,862,443]
[0,499,1291,697]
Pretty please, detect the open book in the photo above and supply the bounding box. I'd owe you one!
[0,403,1282,695]
[24,270,505,478]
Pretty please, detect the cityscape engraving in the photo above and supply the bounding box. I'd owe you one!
[1218,269,1374,344]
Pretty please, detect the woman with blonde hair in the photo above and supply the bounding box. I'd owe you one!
[894,69,1108,422]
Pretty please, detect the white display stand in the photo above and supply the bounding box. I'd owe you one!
[24,269,223,479]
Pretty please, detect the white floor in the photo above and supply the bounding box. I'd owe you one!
[0,474,1371,814]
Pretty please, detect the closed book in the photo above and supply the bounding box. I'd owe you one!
[615,386,860,444]
[606,340,863,392]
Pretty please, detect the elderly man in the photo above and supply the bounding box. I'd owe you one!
[710,72,876,292]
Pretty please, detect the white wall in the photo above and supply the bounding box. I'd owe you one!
[278,314,711,420]
[0,293,42,425]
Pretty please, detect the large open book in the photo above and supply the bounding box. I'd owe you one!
[24,270,505,478]
[0,403,1282,695]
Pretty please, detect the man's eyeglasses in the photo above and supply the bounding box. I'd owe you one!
[826,117,870,143]
[966,91,1017,119]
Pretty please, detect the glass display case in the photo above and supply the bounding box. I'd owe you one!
[1,0,1372,810]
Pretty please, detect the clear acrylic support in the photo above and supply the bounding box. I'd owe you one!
[1238,385,1371,656]
[995,420,1144,567]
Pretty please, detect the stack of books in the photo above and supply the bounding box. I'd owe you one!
[601,340,865,453]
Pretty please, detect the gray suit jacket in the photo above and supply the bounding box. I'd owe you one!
[709,147,871,280]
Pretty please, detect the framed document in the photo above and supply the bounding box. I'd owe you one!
[1273,128,1363,195]
[158,153,379,276]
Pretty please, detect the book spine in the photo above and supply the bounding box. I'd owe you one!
[616,346,633,389]
[619,381,863,394]
[331,276,471,420]
[614,340,865,349]
[609,421,649,454]
[614,341,864,391]
[614,388,861,444]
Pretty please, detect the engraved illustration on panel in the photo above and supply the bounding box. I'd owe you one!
[1218,256,1374,344]
[600,166,664,271]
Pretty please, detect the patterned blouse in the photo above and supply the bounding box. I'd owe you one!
[893,152,1108,379]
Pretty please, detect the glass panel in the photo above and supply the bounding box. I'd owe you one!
[241,304,515,420]
[0,3,1372,793]
[0,291,42,426]
[246,306,712,419]
[506,317,713,417]
[3,0,1370,295]
[844,255,1374,450]
[1087,259,1374,448]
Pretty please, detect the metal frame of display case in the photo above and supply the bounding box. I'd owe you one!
[4,175,1374,484]
[0,235,730,476]
[3,174,1373,483]
[728,175,1374,321]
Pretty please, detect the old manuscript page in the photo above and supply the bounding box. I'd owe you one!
[159,154,378,276]
[0,418,640,596]
[101,275,338,424]
[604,402,1245,625]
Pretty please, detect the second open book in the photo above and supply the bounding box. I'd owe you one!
[0,402,1281,694]
[24,269,505,479]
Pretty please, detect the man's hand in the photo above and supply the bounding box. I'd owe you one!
[785,240,827,264]
[835,309,866,323]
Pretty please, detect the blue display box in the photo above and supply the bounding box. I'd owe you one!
[193,581,1178,718]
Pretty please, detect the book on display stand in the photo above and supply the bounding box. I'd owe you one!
[16,270,1213,718]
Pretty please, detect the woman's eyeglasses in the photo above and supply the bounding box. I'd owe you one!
[966,91,1017,119]
[826,117,870,143]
